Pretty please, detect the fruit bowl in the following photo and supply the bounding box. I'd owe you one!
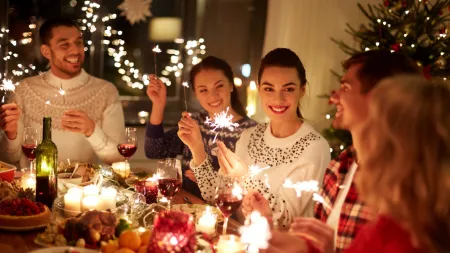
[0,162,17,182]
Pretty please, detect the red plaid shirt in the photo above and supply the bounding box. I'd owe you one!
[314,146,375,252]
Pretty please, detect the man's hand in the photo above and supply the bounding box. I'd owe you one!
[61,110,96,137]
[0,103,21,140]
[242,191,272,218]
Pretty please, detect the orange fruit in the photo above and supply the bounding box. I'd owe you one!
[101,244,118,253]
[114,249,135,253]
[140,230,152,245]
[137,245,149,253]
[119,230,141,251]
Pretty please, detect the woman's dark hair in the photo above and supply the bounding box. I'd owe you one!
[258,48,307,118]
[189,56,247,118]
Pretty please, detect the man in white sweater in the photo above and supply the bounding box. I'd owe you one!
[0,17,125,167]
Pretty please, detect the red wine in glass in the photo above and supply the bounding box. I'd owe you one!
[158,178,182,198]
[22,144,37,160]
[215,193,243,218]
[117,144,137,158]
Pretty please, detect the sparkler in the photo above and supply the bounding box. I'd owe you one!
[205,107,239,143]
[58,84,66,104]
[248,164,270,177]
[182,81,189,112]
[231,182,244,201]
[313,193,331,210]
[152,45,161,77]
[0,79,17,104]
[283,179,319,197]
[239,211,272,253]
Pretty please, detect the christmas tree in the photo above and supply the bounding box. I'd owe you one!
[323,0,450,158]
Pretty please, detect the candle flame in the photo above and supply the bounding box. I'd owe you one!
[205,107,239,143]
[283,179,319,197]
[239,211,272,252]
[152,45,161,53]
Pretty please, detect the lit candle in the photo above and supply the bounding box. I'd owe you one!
[64,187,82,216]
[99,187,117,210]
[82,196,99,211]
[21,173,36,191]
[196,206,217,235]
[216,235,245,253]
[111,162,130,178]
[83,185,99,197]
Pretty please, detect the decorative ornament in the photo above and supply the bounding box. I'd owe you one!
[384,0,390,7]
[391,43,400,52]
[117,0,153,25]
[436,56,446,69]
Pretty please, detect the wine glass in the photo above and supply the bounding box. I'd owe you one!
[22,127,40,174]
[157,158,182,210]
[117,127,137,175]
[215,175,244,235]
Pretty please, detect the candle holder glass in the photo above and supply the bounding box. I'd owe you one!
[135,178,159,204]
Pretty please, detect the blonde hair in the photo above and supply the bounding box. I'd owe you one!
[357,75,450,253]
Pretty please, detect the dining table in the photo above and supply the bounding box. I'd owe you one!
[0,190,241,253]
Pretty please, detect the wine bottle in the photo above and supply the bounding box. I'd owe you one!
[35,117,58,208]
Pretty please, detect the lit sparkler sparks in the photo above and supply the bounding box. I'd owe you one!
[58,84,66,104]
[313,193,331,210]
[0,79,17,92]
[152,45,161,77]
[205,107,239,142]
[231,182,244,201]
[239,211,272,253]
[182,81,189,112]
[248,164,270,177]
[283,179,319,197]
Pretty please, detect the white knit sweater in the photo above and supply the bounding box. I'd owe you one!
[0,70,125,167]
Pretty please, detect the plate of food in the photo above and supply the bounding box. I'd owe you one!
[29,247,99,253]
[0,161,17,182]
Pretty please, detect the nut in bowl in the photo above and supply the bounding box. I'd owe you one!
[0,161,17,182]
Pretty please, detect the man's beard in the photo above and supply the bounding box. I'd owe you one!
[50,52,82,77]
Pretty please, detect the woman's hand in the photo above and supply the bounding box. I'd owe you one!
[266,230,309,253]
[177,112,206,166]
[146,75,167,106]
[217,141,248,177]
[242,191,272,219]
[289,218,335,253]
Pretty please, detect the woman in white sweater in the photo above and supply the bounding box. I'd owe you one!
[178,48,330,228]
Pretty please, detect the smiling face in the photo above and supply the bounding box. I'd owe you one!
[193,69,234,115]
[335,63,371,131]
[259,66,305,122]
[40,26,85,79]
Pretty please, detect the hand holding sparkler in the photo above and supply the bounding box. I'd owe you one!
[266,230,310,253]
[146,74,167,106]
[0,103,21,140]
[289,217,335,253]
[177,112,205,165]
[242,191,272,219]
[217,140,248,177]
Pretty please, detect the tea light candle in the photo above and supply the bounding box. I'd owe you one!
[83,185,99,197]
[82,196,99,211]
[216,235,245,253]
[111,162,130,178]
[197,206,217,235]
[21,173,36,191]
[64,187,82,215]
[99,187,117,210]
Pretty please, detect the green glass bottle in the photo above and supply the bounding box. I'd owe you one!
[35,117,58,208]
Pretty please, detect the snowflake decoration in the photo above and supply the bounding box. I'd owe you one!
[205,107,239,142]
[117,0,153,25]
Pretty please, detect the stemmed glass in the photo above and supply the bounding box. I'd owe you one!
[215,175,244,235]
[117,127,137,174]
[157,158,182,210]
[22,127,40,173]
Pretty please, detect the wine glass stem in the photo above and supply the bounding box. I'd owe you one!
[167,199,172,211]
[223,217,229,235]
[29,159,35,174]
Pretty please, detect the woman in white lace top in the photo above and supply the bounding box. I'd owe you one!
[179,48,330,228]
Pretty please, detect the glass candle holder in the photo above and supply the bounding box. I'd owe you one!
[216,235,245,253]
[195,206,218,235]
[147,211,196,253]
[135,178,159,204]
